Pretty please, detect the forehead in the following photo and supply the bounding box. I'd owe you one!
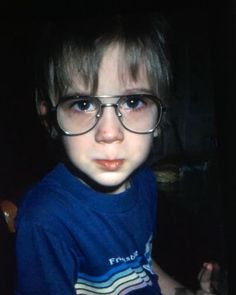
[68,43,150,96]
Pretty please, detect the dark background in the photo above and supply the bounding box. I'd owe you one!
[0,6,225,199]
[0,2,235,294]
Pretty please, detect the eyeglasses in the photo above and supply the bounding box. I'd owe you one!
[51,94,165,136]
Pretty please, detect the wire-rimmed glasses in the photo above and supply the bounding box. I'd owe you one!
[51,94,165,136]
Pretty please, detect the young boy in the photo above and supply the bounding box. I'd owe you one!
[14,13,215,295]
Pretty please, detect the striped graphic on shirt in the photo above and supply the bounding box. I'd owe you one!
[74,257,152,294]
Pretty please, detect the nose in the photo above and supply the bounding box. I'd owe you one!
[95,106,124,143]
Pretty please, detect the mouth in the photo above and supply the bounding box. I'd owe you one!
[95,159,124,171]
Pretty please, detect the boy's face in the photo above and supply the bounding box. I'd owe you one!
[62,44,157,193]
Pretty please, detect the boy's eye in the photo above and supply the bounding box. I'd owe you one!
[121,96,146,111]
[71,99,96,112]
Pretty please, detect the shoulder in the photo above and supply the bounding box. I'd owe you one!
[131,165,157,207]
[133,165,157,190]
[16,164,76,228]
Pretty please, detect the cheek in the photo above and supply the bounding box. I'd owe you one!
[62,136,91,159]
[129,135,153,160]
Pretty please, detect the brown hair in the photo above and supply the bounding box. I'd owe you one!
[36,13,171,104]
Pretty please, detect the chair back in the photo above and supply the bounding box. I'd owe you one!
[0,200,17,233]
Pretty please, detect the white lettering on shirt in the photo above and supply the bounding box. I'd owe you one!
[109,250,139,265]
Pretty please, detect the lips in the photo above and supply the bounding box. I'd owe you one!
[95,159,124,171]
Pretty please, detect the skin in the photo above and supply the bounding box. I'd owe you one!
[61,44,158,194]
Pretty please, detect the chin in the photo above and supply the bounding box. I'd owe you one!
[89,173,129,193]
[95,174,127,187]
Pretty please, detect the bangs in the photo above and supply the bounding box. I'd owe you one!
[48,43,104,102]
[120,43,159,95]
[116,38,170,99]
[42,14,171,103]
[50,41,168,100]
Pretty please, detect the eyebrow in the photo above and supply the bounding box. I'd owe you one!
[64,90,90,97]
[64,87,153,97]
[122,88,153,95]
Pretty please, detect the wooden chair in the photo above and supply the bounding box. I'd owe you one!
[0,200,17,294]
[0,200,17,233]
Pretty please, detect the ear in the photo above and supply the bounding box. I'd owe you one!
[36,100,50,129]
[35,89,50,122]
[153,127,161,138]
[35,91,59,139]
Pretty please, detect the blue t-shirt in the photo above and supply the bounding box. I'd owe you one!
[15,163,162,295]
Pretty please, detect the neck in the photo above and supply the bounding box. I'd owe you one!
[63,159,130,194]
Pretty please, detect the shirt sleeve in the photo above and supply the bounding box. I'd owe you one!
[15,218,78,295]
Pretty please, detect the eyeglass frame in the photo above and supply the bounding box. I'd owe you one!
[50,94,166,136]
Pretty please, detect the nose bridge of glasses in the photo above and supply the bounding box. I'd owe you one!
[96,102,122,118]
